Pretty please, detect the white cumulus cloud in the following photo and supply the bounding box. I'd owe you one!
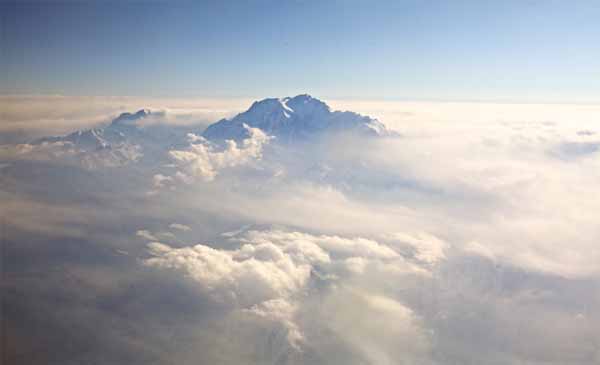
[168,126,271,183]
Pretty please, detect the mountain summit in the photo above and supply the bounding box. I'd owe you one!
[111,109,152,126]
[202,94,393,142]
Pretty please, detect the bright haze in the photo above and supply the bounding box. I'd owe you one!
[1,1,600,365]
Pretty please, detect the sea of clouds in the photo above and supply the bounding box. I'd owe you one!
[2,96,600,364]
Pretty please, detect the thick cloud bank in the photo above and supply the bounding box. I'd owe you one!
[2,97,600,365]
[141,227,434,361]
[168,126,271,182]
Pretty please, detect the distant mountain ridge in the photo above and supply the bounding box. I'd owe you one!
[28,94,395,168]
[31,109,186,168]
[35,95,393,149]
[34,109,185,151]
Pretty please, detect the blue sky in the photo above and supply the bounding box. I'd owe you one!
[2,0,599,101]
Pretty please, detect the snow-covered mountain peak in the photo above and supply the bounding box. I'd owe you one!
[111,109,152,126]
[284,94,330,117]
[242,95,329,121]
[202,94,393,142]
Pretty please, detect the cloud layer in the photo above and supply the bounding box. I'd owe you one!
[2,98,600,364]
